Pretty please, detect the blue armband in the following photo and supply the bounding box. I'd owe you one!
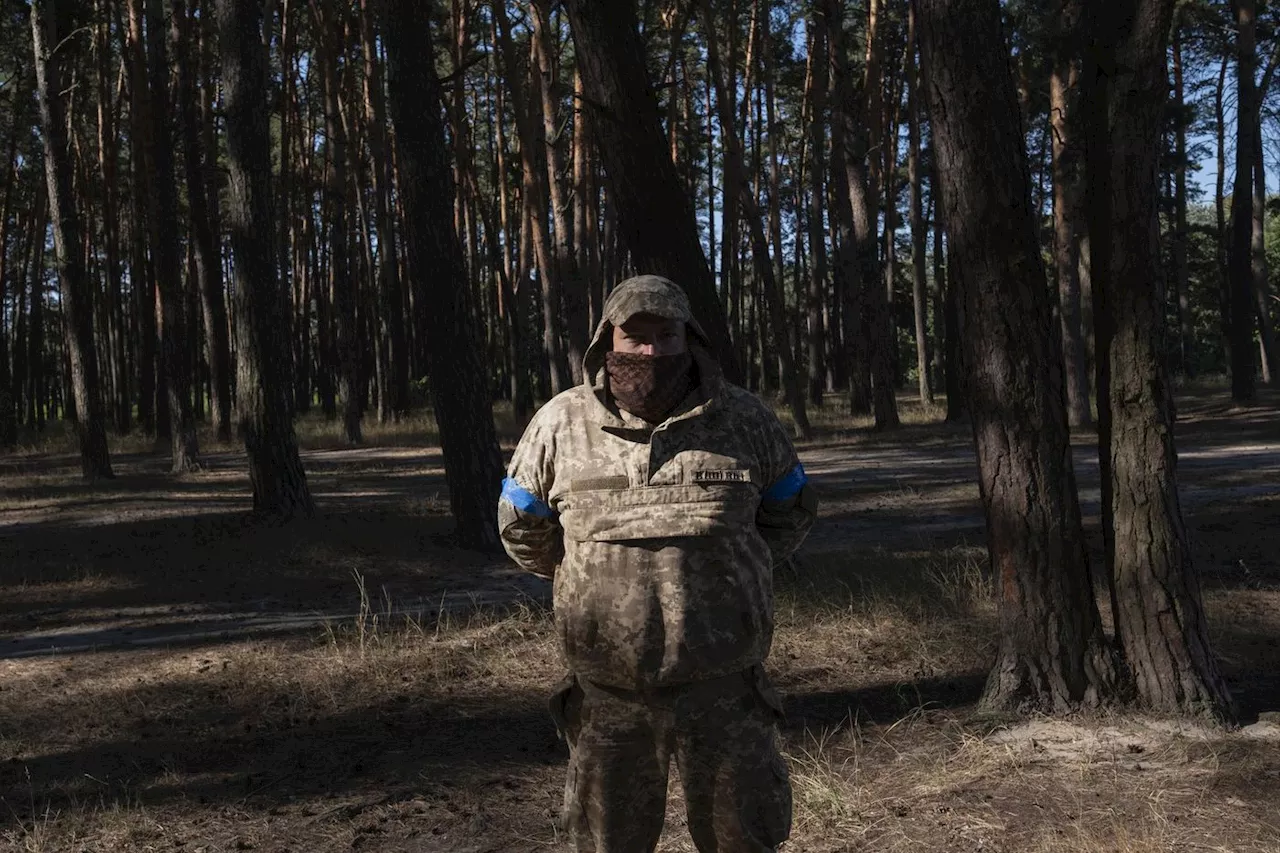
[501,477,558,519]
[763,463,807,503]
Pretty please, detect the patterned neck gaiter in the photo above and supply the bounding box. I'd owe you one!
[605,351,695,423]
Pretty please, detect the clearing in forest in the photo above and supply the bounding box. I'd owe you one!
[0,388,1278,852]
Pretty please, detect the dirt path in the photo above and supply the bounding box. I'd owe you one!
[2,395,1277,657]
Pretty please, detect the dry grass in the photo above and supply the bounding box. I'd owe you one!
[1,385,1278,851]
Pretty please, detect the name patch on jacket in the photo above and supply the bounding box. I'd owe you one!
[691,469,752,484]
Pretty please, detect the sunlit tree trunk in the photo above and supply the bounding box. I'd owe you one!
[919,0,1116,712]
[1089,0,1234,719]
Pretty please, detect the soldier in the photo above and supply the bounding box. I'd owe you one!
[498,274,817,853]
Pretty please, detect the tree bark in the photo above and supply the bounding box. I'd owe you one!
[1050,0,1092,427]
[382,0,504,551]
[805,14,829,408]
[218,0,315,518]
[532,0,590,386]
[1170,22,1193,378]
[175,0,233,443]
[824,0,874,416]
[561,0,740,382]
[1228,0,1257,401]
[31,0,114,480]
[918,0,1115,713]
[1090,0,1234,719]
[314,0,362,442]
[906,4,932,405]
[136,0,200,471]
[699,0,810,437]
[1252,75,1277,386]
[1214,56,1231,370]
[492,0,571,397]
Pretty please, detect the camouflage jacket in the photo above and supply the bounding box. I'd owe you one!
[498,281,816,690]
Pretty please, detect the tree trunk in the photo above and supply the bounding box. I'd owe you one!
[492,1,571,397]
[918,0,1115,713]
[532,0,590,386]
[1170,23,1193,378]
[92,4,131,436]
[561,0,740,382]
[699,0,810,437]
[176,0,233,443]
[865,0,900,430]
[217,0,315,518]
[31,0,114,480]
[1252,87,1277,386]
[1228,0,1257,401]
[1050,0,1092,427]
[906,4,932,405]
[805,14,829,408]
[382,0,504,551]
[1090,0,1234,719]
[135,0,201,471]
[1214,56,1231,370]
[315,0,362,442]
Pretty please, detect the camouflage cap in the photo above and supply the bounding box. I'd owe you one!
[602,275,693,326]
[600,275,710,345]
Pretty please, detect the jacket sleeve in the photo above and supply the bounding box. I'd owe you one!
[497,407,564,579]
[754,404,818,566]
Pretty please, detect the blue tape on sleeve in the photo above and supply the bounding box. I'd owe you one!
[763,463,807,503]
[501,477,557,519]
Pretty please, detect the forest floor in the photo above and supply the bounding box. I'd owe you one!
[0,384,1278,852]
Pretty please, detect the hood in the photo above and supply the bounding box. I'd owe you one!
[582,274,713,388]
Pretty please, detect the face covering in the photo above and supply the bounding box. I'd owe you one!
[605,350,695,423]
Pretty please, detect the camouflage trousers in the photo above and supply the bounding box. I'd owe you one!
[548,666,792,853]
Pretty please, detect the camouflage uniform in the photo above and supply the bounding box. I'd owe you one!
[499,275,817,853]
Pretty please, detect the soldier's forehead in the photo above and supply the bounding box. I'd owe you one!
[617,312,683,327]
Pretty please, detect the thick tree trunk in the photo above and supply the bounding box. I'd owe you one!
[1228,0,1257,401]
[1050,0,1093,428]
[1090,0,1234,719]
[382,0,504,551]
[561,0,740,382]
[31,0,114,480]
[137,0,200,471]
[918,0,1115,713]
[217,0,315,518]
[176,0,233,443]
